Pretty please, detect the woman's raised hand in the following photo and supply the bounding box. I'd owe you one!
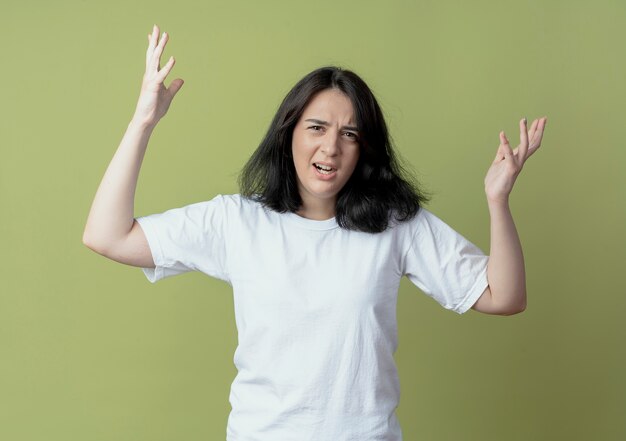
[484,117,548,204]
[132,24,184,127]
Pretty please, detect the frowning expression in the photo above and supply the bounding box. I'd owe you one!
[291,88,360,211]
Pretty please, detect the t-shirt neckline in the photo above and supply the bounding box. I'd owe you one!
[284,211,339,230]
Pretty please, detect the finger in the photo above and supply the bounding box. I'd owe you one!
[530,117,547,149]
[146,25,159,64]
[501,132,514,160]
[518,117,529,162]
[501,131,510,148]
[154,31,168,64]
[493,131,507,162]
[527,118,539,142]
[168,78,185,98]
[502,139,514,160]
[149,31,168,72]
[529,118,545,152]
[156,56,176,82]
[499,132,521,176]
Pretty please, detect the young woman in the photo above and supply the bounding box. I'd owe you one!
[83,24,547,440]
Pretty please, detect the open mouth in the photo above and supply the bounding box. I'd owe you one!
[313,163,336,175]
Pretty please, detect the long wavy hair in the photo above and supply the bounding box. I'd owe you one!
[238,66,431,233]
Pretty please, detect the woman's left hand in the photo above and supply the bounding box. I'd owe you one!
[484,116,547,204]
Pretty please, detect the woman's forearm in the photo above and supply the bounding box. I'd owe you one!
[82,117,156,252]
[486,199,527,313]
[481,117,547,314]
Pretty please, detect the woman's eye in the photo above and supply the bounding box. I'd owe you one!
[344,132,358,139]
[308,125,323,131]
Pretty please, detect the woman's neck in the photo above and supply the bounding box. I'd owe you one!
[296,197,336,220]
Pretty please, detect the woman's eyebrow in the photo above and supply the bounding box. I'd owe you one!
[304,118,358,132]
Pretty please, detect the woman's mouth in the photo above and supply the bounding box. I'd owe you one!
[314,163,335,174]
[312,163,337,178]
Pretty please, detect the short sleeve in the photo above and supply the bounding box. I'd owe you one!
[403,207,489,314]
[135,194,229,284]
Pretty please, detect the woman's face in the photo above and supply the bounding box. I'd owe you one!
[291,88,360,214]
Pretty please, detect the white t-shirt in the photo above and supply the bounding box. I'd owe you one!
[136,194,489,441]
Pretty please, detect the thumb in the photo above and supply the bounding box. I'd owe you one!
[502,137,514,160]
[500,131,514,159]
[169,78,184,98]
[501,132,518,163]
[493,131,507,162]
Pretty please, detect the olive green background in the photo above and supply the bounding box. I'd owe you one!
[1,0,624,440]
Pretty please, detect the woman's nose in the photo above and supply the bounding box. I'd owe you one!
[320,131,340,156]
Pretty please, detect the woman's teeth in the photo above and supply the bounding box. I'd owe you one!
[314,163,334,174]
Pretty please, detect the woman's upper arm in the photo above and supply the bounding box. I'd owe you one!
[84,219,155,269]
[471,285,494,313]
[470,285,524,315]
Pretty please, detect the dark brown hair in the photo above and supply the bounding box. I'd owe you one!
[238,66,430,233]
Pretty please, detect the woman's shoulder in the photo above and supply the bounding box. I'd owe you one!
[393,204,473,245]
[384,205,459,247]
[387,204,430,231]
[217,193,272,214]
[218,193,258,205]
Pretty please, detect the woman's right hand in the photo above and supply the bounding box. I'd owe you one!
[132,24,184,127]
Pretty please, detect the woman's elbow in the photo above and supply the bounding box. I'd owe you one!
[82,230,108,255]
[501,298,527,316]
